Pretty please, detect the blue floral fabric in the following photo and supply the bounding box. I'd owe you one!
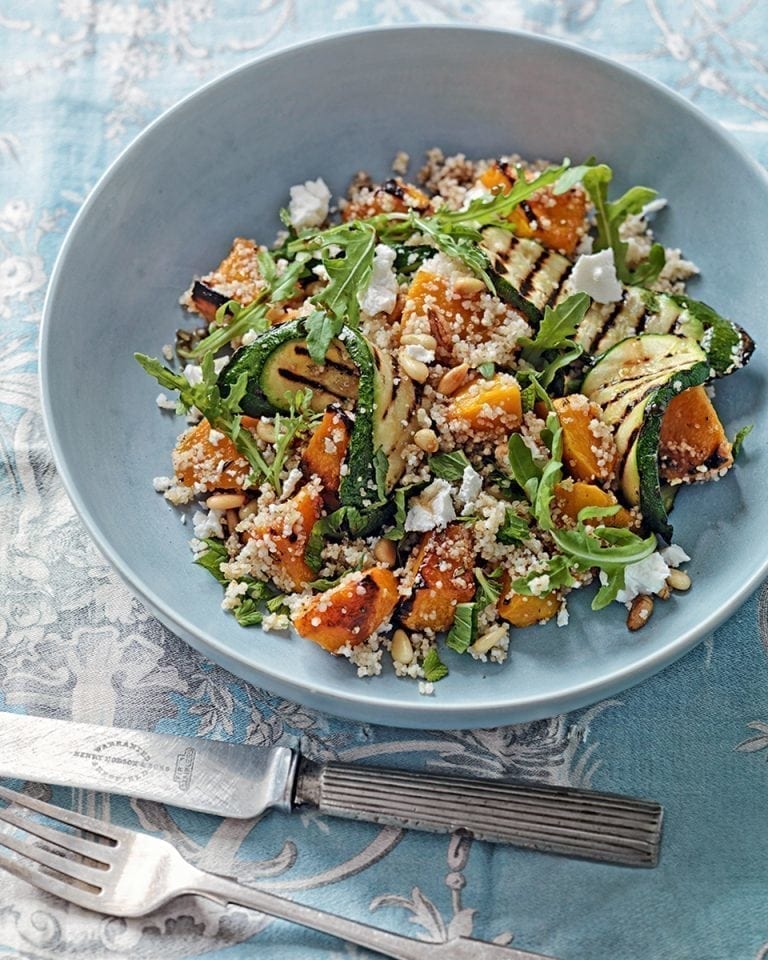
[1,3,767,959]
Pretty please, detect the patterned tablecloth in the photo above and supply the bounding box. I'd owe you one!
[2,2,768,958]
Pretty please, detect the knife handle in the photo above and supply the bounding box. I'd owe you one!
[293,759,662,868]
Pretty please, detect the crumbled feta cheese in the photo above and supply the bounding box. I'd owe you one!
[357,243,398,316]
[557,603,570,627]
[241,328,259,346]
[661,544,690,568]
[458,464,482,515]
[404,479,456,532]
[152,476,173,492]
[615,552,670,605]
[288,177,331,231]
[156,393,177,410]
[528,574,551,597]
[183,364,203,386]
[214,356,230,374]
[192,509,224,540]
[404,342,435,364]
[641,197,667,218]
[569,248,622,304]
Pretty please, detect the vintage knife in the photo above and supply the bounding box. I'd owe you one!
[0,712,662,867]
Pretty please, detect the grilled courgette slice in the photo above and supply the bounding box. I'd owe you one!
[219,320,416,534]
[483,228,754,376]
[581,333,711,539]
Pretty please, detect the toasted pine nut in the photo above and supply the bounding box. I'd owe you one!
[414,428,439,453]
[400,353,430,383]
[226,509,240,531]
[402,332,438,352]
[667,569,691,592]
[206,493,245,511]
[453,276,486,297]
[656,584,671,601]
[391,629,414,665]
[256,419,276,444]
[373,538,397,567]
[437,363,469,396]
[472,624,508,654]
[627,594,654,631]
[239,499,260,521]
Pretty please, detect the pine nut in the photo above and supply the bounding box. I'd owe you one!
[373,537,397,567]
[437,363,469,396]
[414,428,439,453]
[472,624,508,654]
[656,584,671,601]
[256,419,276,443]
[226,509,240,531]
[399,353,430,383]
[667,569,691,592]
[206,493,245,511]
[239,499,260,520]
[453,276,486,297]
[627,594,654,631]
[402,332,438,352]
[391,629,414,664]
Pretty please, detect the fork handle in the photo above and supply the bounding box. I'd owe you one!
[294,760,662,868]
[196,872,557,960]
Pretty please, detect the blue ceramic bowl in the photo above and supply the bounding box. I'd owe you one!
[41,26,768,729]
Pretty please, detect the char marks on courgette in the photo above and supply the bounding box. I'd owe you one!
[219,320,416,535]
[581,333,711,539]
[483,228,754,377]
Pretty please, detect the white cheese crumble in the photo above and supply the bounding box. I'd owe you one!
[661,544,690,568]
[404,479,456,532]
[357,243,399,316]
[458,464,482,515]
[241,328,259,346]
[288,177,331,231]
[614,552,670,605]
[152,476,173,492]
[641,197,668,218]
[156,393,177,410]
[404,342,435,364]
[569,248,622,304]
[192,509,224,540]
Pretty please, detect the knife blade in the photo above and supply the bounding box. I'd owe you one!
[0,712,663,867]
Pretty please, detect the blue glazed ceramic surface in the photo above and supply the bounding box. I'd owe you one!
[41,26,768,728]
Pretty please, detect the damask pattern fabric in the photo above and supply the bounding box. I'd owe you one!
[1,2,767,958]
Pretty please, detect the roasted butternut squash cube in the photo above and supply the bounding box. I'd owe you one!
[292,567,399,652]
[300,407,351,507]
[172,418,251,492]
[197,236,265,307]
[399,524,475,632]
[497,577,559,627]
[553,395,618,484]
[478,164,588,256]
[445,374,523,437]
[659,385,733,483]
[244,483,323,592]
[553,480,635,528]
[402,267,487,364]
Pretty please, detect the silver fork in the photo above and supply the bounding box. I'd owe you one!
[0,785,557,960]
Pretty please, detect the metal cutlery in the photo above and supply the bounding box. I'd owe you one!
[0,784,557,960]
[0,711,663,866]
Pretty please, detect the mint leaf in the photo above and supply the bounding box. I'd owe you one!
[446,603,478,654]
[475,568,502,608]
[496,509,530,545]
[194,538,229,584]
[422,647,449,682]
[429,450,471,482]
[305,507,348,573]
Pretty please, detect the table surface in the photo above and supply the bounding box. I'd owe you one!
[2,2,768,959]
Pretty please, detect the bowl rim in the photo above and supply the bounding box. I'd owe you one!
[40,23,768,728]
